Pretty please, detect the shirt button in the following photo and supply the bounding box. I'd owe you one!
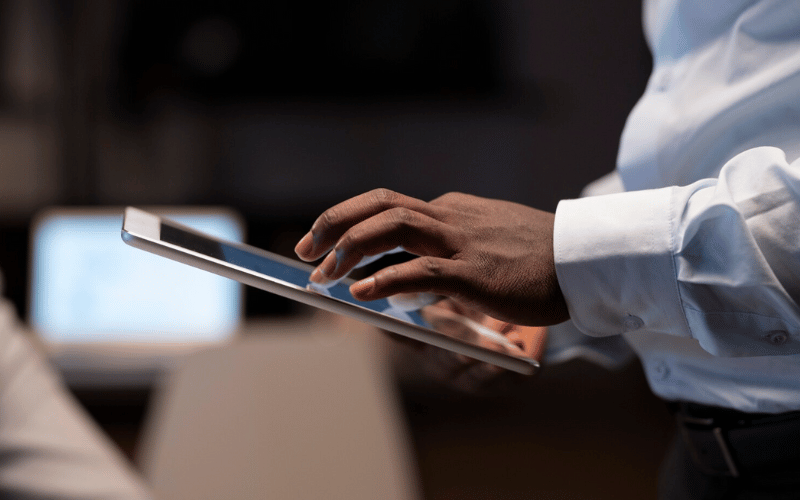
[622,315,644,332]
[653,360,670,381]
[765,330,789,346]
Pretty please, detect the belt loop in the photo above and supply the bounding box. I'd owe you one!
[676,412,740,478]
[712,427,739,478]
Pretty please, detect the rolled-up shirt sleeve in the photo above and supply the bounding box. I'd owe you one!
[554,146,800,357]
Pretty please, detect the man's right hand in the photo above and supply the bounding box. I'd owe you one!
[295,189,570,327]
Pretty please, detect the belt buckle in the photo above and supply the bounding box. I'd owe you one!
[677,414,740,478]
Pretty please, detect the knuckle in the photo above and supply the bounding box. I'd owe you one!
[316,207,339,231]
[418,256,444,277]
[434,191,462,204]
[386,207,416,227]
[371,188,398,209]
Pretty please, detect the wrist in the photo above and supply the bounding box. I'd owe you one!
[553,187,686,337]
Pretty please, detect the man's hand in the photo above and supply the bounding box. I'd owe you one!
[295,189,569,326]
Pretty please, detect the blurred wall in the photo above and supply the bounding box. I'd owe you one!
[0,3,669,498]
[0,0,651,315]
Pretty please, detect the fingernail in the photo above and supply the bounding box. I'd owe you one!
[350,277,375,298]
[309,268,330,284]
[295,232,314,259]
[318,252,337,277]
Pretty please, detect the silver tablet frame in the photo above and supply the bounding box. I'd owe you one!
[122,207,539,375]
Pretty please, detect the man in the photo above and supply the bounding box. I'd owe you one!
[295,0,800,497]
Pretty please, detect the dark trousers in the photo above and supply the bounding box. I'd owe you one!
[658,405,800,500]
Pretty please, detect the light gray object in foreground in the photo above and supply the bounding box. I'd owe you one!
[138,334,421,500]
[0,276,151,499]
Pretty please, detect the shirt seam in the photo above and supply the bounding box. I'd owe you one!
[681,304,799,330]
[668,187,694,338]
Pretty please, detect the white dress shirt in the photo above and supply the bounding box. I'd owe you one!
[552,0,800,413]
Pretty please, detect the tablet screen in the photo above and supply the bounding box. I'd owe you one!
[159,220,430,328]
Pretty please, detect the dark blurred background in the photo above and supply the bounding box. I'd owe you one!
[0,0,674,498]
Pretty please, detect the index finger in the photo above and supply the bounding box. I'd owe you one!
[295,188,441,262]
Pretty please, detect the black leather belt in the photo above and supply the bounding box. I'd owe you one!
[671,402,800,478]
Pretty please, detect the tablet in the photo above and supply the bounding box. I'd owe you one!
[121,207,539,375]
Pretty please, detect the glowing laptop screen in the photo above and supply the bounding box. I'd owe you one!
[30,210,243,343]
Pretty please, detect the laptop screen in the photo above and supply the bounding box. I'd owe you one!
[29,208,243,344]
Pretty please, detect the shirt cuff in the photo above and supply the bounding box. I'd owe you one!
[553,187,690,338]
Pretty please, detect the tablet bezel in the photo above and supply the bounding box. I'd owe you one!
[122,207,539,375]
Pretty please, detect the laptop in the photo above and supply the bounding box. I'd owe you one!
[28,207,245,388]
